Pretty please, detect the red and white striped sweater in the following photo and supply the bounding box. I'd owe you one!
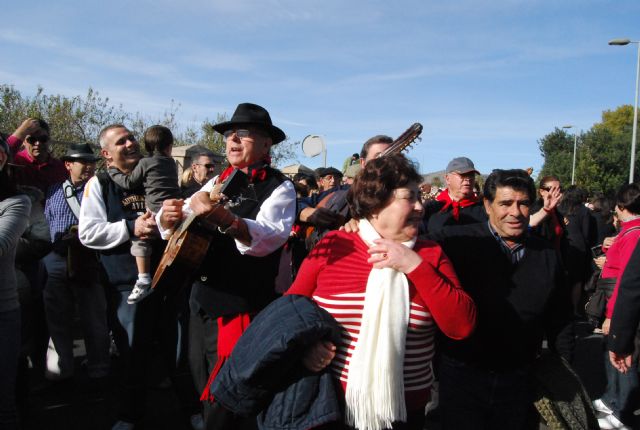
[287,230,476,411]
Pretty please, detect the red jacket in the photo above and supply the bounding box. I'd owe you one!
[603,217,640,318]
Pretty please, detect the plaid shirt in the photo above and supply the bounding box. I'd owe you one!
[487,221,526,264]
[44,180,86,243]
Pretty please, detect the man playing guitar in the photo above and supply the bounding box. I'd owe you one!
[157,103,296,429]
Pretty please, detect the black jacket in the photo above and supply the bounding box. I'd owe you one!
[422,199,487,235]
[429,222,574,370]
[211,294,343,430]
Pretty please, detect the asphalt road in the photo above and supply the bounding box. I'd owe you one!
[19,320,638,430]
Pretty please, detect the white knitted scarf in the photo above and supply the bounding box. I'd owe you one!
[345,218,415,430]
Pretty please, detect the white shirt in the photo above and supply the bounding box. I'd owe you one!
[78,175,144,250]
[156,175,296,257]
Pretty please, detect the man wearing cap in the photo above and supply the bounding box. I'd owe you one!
[422,156,487,234]
[158,102,296,427]
[43,143,110,382]
[7,118,68,193]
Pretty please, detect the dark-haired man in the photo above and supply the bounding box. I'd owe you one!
[7,118,67,192]
[422,156,487,234]
[429,169,574,429]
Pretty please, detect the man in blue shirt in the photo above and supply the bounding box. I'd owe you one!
[43,143,110,382]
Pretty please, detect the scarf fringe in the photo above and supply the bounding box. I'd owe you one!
[346,219,412,430]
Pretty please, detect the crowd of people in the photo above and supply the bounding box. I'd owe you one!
[0,102,640,430]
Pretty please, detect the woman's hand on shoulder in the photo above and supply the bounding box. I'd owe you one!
[302,340,336,372]
[367,238,423,274]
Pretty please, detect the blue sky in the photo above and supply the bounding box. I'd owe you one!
[1,0,639,175]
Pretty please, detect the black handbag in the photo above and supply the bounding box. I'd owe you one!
[584,277,617,327]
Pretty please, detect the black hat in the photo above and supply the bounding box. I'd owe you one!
[212,103,286,144]
[61,143,100,162]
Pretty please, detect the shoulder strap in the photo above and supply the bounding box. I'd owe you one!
[620,225,640,238]
[62,179,82,220]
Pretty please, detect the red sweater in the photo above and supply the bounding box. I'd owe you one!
[7,135,67,193]
[287,230,476,411]
[604,217,640,318]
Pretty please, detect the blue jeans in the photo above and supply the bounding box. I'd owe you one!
[439,355,534,429]
[602,350,639,424]
[0,308,21,430]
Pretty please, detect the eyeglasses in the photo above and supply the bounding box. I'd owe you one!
[196,163,216,169]
[26,135,49,144]
[223,129,266,140]
[394,190,421,203]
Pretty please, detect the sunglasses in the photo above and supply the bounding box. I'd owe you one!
[197,163,216,169]
[540,186,563,192]
[26,135,50,144]
[223,129,266,140]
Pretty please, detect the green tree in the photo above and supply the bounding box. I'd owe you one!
[538,105,640,195]
[537,128,575,185]
[0,84,298,166]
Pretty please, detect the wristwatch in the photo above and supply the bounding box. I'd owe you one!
[218,215,240,236]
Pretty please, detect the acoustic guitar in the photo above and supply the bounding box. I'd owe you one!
[151,169,249,292]
[303,122,423,242]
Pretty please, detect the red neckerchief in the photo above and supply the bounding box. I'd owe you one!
[200,314,252,402]
[436,190,479,221]
[217,155,271,184]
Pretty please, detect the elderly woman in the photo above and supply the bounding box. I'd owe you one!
[0,137,31,429]
[287,154,476,430]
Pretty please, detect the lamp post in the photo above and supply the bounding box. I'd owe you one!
[609,38,640,183]
[562,125,578,185]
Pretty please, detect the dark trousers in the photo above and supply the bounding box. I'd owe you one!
[439,355,534,430]
[602,350,639,425]
[109,285,199,424]
[0,308,21,430]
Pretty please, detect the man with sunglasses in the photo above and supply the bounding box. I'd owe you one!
[422,156,487,235]
[158,103,296,429]
[182,153,218,198]
[7,118,67,192]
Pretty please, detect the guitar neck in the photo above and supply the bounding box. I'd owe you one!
[379,122,423,157]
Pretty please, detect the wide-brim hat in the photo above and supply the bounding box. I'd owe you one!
[212,103,286,144]
[61,143,100,162]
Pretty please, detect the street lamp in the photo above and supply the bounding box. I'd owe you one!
[609,38,640,183]
[562,125,578,185]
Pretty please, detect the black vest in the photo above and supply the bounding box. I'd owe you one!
[191,168,288,318]
[95,172,147,287]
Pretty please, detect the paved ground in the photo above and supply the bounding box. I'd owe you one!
[18,319,638,429]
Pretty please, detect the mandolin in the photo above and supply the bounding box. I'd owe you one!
[151,169,249,292]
